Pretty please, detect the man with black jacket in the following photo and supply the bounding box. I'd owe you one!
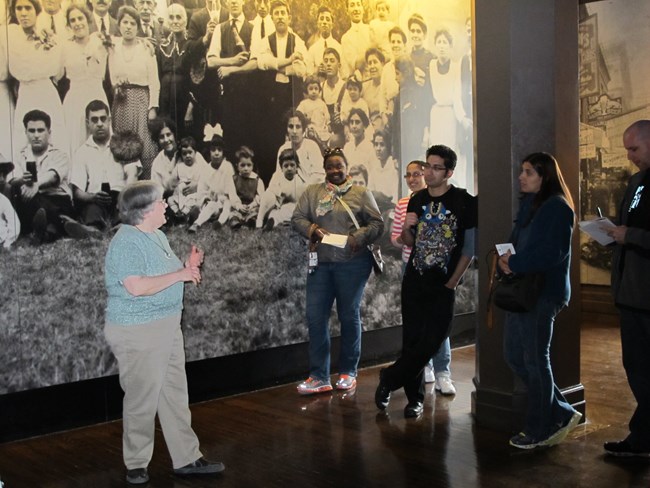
[605,120,650,458]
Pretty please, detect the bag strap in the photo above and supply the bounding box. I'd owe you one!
[486,250,498,330]
[336,194,360,230]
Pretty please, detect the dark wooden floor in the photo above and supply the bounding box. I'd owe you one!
[1,321,649,488]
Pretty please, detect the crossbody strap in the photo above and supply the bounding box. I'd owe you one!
[336,194,360,230]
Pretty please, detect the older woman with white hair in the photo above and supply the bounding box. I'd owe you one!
[157,3,191,124]
[104,180,223,484]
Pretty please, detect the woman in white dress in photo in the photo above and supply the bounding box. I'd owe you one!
[61,5,109,155]
[8,0,66,159]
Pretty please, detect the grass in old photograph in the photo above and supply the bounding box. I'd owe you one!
[0,224,477,394]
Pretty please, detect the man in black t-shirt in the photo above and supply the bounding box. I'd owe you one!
[375,144,477,418]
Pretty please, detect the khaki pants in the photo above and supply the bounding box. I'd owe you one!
[105,314,202,469]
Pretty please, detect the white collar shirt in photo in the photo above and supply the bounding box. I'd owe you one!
[70,135,141,193]
[14,144,72,197]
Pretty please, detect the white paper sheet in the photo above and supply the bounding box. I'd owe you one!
[321,233,349,248]
[495,243,516,256]
[578,217,616,246]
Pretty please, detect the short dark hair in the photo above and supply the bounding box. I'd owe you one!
[284,109,308,130]
[85,99,109,119]
[303,74,321,91]
[426,144,457,171]
[323,47,341,63]
[388,26,406,44]
[236,145,255,162]
[119,181,162,225]
[317,6,332,18]
[150,117,177,142]
[178,136,197,151]
[278,148,299,167]
[365,47,385,64]
[347,108,369,127]
[270,0,289,15]
[23,110,51,129]
[209,134,225,150]
[372,129,392,153]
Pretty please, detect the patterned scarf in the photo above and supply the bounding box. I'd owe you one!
[316,178,353,216]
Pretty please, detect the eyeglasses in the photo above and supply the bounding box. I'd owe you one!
[88,115,108,123]
[404,172,424,179]
[324,147,344,157]
[423,163,447,172]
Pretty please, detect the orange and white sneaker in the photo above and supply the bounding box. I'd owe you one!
[297,377,333,395]
[335,374,357,391]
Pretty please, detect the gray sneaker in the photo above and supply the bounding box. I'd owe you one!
[173,457,225,475]
[126,468,149,484]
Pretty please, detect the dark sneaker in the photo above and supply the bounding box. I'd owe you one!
[604,439,650,457]
[126,467,149,484]
[375,369,391,410]
[404,401,423,419]
[173,457,225,475]
[509,432,544,449]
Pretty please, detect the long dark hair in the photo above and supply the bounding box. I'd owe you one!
[522,152,574,221]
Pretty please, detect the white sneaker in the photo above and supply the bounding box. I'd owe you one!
[424,365,435,383]
[435,375,456,395]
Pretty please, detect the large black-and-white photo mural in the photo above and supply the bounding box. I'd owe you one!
[579,1,650,285]
[0,0,474,394]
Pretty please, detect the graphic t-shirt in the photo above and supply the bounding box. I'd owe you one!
[406,186,477,281]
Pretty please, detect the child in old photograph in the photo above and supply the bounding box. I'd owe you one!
[167,136,208,223]
[256,148,306,231]
[296,75,331,146]
[230,146,264,229]
[189,134,236,232]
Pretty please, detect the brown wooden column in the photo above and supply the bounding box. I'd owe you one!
[472,0,584,431]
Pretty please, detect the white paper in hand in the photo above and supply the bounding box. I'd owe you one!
[321,233,349,248]
[578,217,615,246]
[495,243,516,256]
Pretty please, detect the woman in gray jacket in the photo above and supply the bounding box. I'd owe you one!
[292,147,383,395]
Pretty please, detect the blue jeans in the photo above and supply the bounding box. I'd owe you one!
[503,297,576,440]
[429,338,451,376]
[305,254,372,380]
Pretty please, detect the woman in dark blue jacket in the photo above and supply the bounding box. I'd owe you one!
[498,152,582,449]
